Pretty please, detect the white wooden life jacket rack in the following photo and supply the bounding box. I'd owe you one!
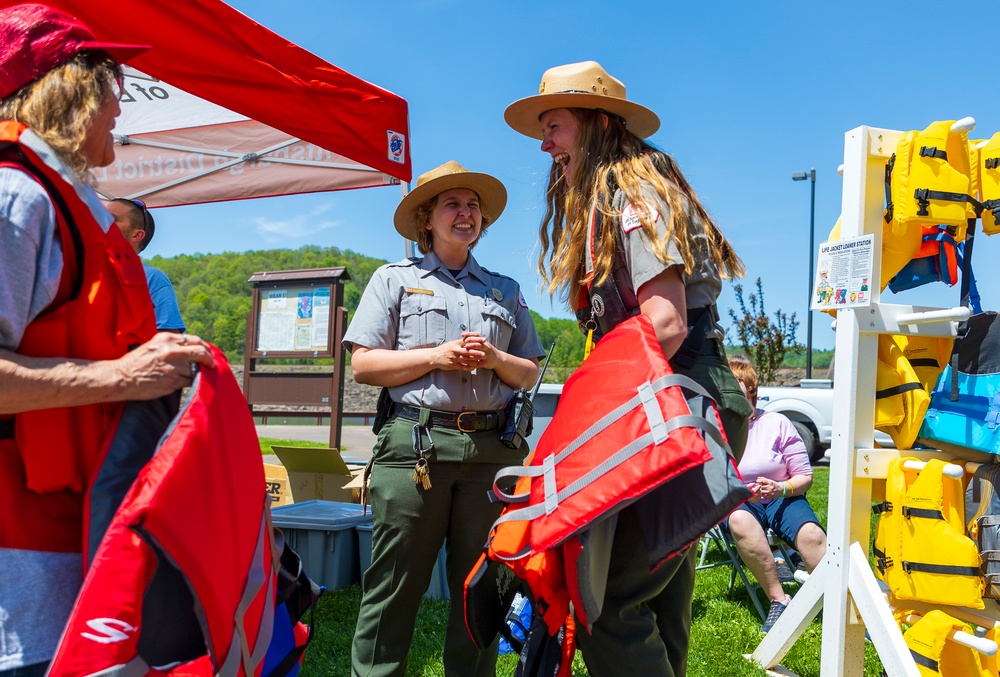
[747,123,1000,677]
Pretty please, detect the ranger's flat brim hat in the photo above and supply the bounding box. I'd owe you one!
[394,160,507,241]
[505,60,660,140]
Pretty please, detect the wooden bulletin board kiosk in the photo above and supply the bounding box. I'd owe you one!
[243,267,350,449]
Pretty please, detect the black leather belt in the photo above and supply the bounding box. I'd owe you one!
[0,418,13,440]
[391,405,503,433]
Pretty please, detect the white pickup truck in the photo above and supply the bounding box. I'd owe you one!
[757,379,834,463]
[527,379,841,464]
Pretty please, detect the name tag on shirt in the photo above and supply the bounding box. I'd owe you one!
[405,287,434,296]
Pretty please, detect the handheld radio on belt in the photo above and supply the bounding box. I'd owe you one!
[500,342,556,450]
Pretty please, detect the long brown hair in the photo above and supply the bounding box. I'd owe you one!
[0,51,120,183]
[538,108,744,304]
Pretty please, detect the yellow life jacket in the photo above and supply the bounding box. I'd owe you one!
[875,336,930,450]
[873,334,952,450]
[873,458,984,608]
[889,120,976,234]
[903,610,988,676]
[978,132,1000,235]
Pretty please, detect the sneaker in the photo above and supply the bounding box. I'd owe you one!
[761,598,789,633]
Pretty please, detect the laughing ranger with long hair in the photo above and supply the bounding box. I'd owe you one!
[505,61,752,677]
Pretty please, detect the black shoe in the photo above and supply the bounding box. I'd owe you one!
[761,598,789,633]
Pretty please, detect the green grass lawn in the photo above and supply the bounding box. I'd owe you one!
[292,464,886,677]
[259,437,329,455]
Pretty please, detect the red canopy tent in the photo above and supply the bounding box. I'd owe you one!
[0,0,412,206]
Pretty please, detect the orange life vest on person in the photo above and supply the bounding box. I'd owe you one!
[0,121,156,553]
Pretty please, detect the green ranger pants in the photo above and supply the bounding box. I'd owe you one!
[351,414,523,677]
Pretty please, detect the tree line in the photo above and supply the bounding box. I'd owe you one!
[150,247,808,384]
[148,245,586,376]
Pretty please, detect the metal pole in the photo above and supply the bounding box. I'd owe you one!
[400,181,417,258]
[806,168,816,380]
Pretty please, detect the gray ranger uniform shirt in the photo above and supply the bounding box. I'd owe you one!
[343,251,544,412]
[611,185,723,313]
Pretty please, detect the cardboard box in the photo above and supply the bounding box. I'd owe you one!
[271,446,365,504]
[263,463,292,506]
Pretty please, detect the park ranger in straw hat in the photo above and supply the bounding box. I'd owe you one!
[344,160,544,677]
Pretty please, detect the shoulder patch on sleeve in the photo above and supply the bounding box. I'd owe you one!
[517,290,528,308]
[621,201,658,234]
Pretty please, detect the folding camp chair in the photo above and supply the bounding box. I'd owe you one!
[696,524,767,621]
[696,523,801,622]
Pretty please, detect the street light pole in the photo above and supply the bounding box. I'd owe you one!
[792,169,816,380]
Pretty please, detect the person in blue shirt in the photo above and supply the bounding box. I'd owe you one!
[106,198,185,332]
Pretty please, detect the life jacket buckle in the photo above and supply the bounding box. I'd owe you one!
[914,189,931,217]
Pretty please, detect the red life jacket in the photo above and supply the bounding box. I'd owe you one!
[0,121,156,553]
[466,315,747,647]
[49,346,316,677]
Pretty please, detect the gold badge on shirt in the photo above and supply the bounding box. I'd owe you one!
[491,288,503,302]
[405,287,434,296]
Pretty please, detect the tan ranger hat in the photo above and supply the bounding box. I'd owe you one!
[505,61,660,140]
[394,160,507,240]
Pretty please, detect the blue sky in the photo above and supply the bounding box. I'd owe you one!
[143,0,1000,350]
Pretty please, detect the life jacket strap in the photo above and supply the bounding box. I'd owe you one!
[983,198,1000,222]
[913,188,980,217]
[872,501,892,515]
[919,145,948,161]
[884,154,896,223]
[902,506,944,520]
[979,515,1000,528]
[901,561,981,577]
[909,648,940,673]
[873,544,891,574]
[875,381,923,400]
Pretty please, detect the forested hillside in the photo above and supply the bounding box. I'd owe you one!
[148,245,585,377]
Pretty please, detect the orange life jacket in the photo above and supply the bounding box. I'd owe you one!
[0,121,156,553]
[471,315,747,638]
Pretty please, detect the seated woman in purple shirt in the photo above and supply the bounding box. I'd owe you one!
[727,355,827,633]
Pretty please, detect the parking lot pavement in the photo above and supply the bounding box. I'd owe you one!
[257,424,376,465]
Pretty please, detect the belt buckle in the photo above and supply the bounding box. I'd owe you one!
[456,411,479,433]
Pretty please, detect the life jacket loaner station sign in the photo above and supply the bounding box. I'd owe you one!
[812,233,875,310]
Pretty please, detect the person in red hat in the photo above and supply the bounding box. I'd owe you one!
[0,5,213,673]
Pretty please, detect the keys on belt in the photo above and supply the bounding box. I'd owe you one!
[392,405,503,432]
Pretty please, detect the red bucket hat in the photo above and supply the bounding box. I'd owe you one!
[0,3,149,98]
